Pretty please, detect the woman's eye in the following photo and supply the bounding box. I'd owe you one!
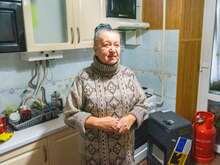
[104,44,110,47]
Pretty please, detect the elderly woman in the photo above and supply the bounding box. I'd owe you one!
[64,24,151,165]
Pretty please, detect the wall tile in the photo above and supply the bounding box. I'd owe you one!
[0,50,93,113]
[121,30,179,112]
[165,30,179,52]
[135,71,162,95]
[0,30,179,113]
[139,30,162,50]
[164,50,179,75]
[165,75,177,99]
[121,49,161,71]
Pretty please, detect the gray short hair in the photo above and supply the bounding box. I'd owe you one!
[93,23,120,46]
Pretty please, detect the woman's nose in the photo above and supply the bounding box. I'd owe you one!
[109,45,116,52]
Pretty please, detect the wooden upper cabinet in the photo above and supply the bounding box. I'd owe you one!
[142,0,163,29]
[142,0,182,29]
[180,0,204,40]
[166,0,182,29]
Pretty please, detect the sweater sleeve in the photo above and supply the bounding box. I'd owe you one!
[129,73,153,128]
[63,76,92,135]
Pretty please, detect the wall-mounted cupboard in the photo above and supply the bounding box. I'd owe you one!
[23,0,74,52]
[74,0,104,48]
[23,0,104,52]
[0,0,26,53]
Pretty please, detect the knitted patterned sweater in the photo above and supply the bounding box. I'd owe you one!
[64,57,151,165]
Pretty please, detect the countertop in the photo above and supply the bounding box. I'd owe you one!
[0,114,66,155]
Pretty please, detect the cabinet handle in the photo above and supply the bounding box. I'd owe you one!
[70,27,74,44]
[43,145,47,162]
[77,27,80,43]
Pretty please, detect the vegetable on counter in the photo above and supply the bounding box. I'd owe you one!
[3,105,17,116]
[31,99,46,111]
[0,132,13,142]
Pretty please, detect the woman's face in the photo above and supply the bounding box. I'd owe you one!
[94,31,121,65]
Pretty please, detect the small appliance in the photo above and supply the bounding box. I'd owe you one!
[146,111,192,165]
[0,0,26,53]
[106,0,136,19]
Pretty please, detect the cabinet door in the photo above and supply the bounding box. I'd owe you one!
[74,0,104,48]
[0,139,48,165]
[22,0,74,52]
[0,1,26,53]
[48,128,80,165]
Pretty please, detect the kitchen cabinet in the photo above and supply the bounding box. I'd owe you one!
[74,0,104,48]
[0,0,26,53]
[0,139,48,165]
[22,0,74,52]
[23,0,104,52]
[48,128,80,165]
[0,128,80,165]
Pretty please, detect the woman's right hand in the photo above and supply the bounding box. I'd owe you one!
[85,116,119,133]
[97,116,120,133]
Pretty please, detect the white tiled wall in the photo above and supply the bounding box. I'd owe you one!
[121,30,179,112]
[0,49,93,112]
[0,30,179,113]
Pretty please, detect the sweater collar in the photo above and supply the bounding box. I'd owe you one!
[91,56,120,77]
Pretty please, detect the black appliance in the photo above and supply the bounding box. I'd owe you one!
[0,0,26,53]
[106,0,136,19]
[146,111,192,165]
[135,119,148,149]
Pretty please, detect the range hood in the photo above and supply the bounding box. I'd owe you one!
[103,0,150,31]
[101,19,150,46]
[108,20,150,31]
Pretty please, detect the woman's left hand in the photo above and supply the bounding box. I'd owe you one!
[117,114,136,134]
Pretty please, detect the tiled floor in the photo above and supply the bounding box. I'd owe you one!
[137,154,220,165]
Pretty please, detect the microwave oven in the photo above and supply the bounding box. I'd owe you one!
[106,0,136,19]
[0,0,26,53]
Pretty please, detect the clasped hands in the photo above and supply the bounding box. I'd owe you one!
[86,114,136,134]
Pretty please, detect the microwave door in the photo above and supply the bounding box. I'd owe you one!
[0,1,26,53]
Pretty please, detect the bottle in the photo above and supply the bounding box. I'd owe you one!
[51,91,63,113]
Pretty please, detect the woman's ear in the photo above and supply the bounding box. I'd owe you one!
[93,42,98,52]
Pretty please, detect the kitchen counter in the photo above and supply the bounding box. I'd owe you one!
[0,114,67,155]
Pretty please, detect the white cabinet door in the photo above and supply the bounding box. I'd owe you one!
[74,0,104,48]
[0,139,48,165]
[23,0,74,52]
[48,128,80,165]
